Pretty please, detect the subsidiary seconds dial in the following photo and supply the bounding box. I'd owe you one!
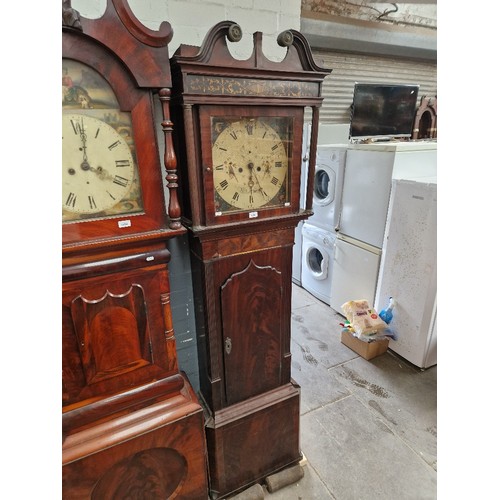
[62,114,136,216]
[212,118,289,211]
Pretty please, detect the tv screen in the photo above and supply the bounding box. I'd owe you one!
[349,83,419,141]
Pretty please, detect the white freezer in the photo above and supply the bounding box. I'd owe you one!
[375,179,437,369]
[330,234,381,315]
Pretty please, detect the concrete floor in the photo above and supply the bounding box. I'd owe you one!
[260,283,437,500]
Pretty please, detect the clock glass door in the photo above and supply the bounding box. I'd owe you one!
[200,106,303,225]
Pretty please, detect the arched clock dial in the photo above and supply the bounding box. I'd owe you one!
[212,118,289,211]
[62,114,139,221]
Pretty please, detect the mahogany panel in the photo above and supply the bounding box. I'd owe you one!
[92,447,187,499]
[71,284,150,385]
[62,263,179,407]
[221,260,283,405]
[63,378,208,500]
[205,383,301,499]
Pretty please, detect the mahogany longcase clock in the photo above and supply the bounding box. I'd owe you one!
[170,21,331,498]
[62,1,208,498]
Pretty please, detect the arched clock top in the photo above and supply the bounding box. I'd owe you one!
[62,0,173,88]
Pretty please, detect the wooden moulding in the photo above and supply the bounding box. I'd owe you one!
[63,0,173,89]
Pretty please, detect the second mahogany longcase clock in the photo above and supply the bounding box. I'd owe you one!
[62,1,208,498]
[170,21,331,498]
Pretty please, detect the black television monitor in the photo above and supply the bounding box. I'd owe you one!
[349,83,420,141]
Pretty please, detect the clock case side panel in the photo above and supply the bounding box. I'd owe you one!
[188,238,223,412]
[62,28,180,249]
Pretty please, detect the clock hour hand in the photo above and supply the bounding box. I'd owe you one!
[89,165,114,181]
[228,162,238,181]
[249,163,268,199]
[247,162,256,188]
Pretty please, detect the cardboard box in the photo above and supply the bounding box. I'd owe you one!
[341,330,389,360]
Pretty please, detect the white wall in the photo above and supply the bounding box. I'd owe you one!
[72,0,301,61]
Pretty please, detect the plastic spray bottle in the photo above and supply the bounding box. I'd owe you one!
[379,297,395,324]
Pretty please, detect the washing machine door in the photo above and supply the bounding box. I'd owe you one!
[303,227,330,280]
[306,244,328,280]
[313,164,336,207]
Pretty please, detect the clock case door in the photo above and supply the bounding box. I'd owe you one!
[190,239,295,411]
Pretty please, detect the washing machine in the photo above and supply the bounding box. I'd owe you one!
[308,145,347,232]
[300,222,336,305]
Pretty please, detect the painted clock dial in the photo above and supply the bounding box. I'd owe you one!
[209,115,293,217]
[62,114,136,216]
[62,59,144,223]
[212,117,290,213]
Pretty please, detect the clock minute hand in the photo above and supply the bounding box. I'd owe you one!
[247,163,256,202]
[79,117,91,171]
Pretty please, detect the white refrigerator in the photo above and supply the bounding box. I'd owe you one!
[375,179,437,368]
[330,142,437,314]
[330,147,392,313]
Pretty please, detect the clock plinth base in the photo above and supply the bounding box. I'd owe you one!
[62,374,208,500]
[204,381,302,499]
